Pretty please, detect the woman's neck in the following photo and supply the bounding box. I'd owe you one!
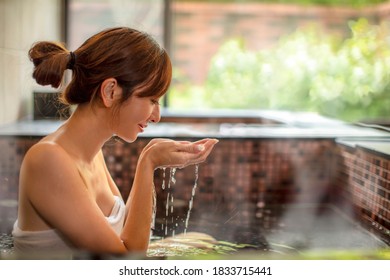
[55,103,114,163]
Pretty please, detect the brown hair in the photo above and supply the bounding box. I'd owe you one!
[29,27,172,106]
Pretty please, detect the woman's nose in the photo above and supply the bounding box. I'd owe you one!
[149,105,161,123]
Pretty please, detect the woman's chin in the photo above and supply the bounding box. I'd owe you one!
[114,133,138,143]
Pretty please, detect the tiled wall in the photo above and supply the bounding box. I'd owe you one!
[2,133,390,245]
[104,138,339,231]
[0,135,338,232]
[160,115,280,124]
[337,144,390,243]
[0,136,39,233]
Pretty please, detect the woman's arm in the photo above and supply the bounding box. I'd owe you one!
[120,151,154,251]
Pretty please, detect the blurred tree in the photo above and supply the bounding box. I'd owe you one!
[200,18,390,122]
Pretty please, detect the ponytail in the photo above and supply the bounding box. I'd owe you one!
[28,41,72,88]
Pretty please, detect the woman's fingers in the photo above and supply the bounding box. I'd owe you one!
[180,139,218,153]
[176,139,219,167]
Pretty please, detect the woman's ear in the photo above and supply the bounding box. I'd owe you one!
[100,78,121,107]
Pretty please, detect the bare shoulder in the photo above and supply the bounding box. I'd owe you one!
[23,141,73,168]
[20,141,79,185]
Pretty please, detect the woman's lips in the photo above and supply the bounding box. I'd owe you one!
[138,124,147,132]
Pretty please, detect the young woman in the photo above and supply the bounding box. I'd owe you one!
[12,27,218,256]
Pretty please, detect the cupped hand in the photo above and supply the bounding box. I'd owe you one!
[141,138,219,169]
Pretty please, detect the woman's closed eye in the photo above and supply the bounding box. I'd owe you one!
[151,99,160,106]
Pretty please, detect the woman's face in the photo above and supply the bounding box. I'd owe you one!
[114,94,161,142]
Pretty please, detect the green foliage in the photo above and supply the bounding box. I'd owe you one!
[177,18,390,122]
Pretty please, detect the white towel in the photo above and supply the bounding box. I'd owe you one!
[12,195,126,255]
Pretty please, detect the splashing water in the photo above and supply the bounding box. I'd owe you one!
[157,165,199,238]
[151,182,157,230]
[167,168,176,189]
[161,167,177,237]
[153,167,177,231]
[161,167,166,190]
[184,164,199,234]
